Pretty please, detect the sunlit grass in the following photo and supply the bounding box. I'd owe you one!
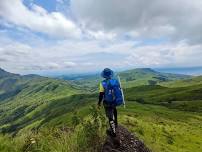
[119,101,202,152]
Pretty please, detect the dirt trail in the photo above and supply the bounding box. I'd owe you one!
[102,125,151,152]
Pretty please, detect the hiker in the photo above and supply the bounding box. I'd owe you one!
[98,68,124,137]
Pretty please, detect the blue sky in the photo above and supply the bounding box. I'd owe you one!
[24,0,58,12]
[0,0,202,74]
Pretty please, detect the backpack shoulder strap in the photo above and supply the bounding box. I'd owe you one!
[101,80,107,89]
[102,79,112,89]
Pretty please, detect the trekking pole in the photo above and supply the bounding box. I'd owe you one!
[117,75,126,108]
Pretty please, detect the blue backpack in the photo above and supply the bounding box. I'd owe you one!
[102,79,123,106]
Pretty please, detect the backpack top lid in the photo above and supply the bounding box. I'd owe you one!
[101,68,114,79]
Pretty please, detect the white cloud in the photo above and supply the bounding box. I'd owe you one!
[46,62,60,69]
[64,61,77,67]
[32,4,47,15]
[87,30,116,40]
[0,0,81,38]
[72,0,202,43]
[1,34,202,74]
[125,41,202,67]
[1,0,202,74]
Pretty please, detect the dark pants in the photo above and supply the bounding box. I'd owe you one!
[103,101,118,129]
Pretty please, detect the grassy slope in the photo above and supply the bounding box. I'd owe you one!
[160,75,202,88]
[40,97,201,152]
[119,101,202,152]
[0,68,201,152]
[0,99,201,152]
[125,85,202,112]
[119,68,191,88]
[0,75,85,134]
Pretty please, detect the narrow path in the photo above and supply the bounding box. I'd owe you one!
[102,125,151,152]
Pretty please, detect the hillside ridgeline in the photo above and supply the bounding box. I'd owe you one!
[102,125,151,152]
[0,68,202,152]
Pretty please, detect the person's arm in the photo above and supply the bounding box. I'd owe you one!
[98,82,104,106]
[98,92,104,106]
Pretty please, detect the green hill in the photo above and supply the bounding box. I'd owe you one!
[60,68,191,91]
[119,68,191,88]
[0,68,19,78]
[0,88,201,152]
[0,68,201,152]
[0,68,84,134]
[160,75,202,87]
[125,85,202,112]
[0,68,82,102]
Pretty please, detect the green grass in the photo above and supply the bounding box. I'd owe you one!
[0,105,107,152]
[0,101,201,152]
[160,76,202,88]
[0,94,95,134]
[1,82,202,152]
[125,85,202,112]
[0,68,201,152]
[119,101,202,152]
[0,74,86,134]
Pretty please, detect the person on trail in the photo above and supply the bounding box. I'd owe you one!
[98,68,124,137]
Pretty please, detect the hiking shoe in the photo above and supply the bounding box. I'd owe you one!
[106,128,116,137]
[115,123,118,128]
[111,131,116,137]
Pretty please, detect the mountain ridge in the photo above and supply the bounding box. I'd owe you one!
[56,67,192,91]
[102,125,151,152]
[0,67,202,152]
[0,68,20,78]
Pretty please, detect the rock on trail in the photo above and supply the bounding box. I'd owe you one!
[102,125,151,152]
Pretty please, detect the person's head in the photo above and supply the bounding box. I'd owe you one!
[101,68,114,79]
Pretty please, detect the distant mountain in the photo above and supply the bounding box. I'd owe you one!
[161,75,202,87]
[155,67,202,75]
[119,68,191,88]
[0,67,82,108]
[0,68,19,78]
[58,68,192,91]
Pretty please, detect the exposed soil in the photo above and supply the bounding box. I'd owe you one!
[102,125,151,152]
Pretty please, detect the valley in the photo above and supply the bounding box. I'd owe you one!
[0,68,202,152]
